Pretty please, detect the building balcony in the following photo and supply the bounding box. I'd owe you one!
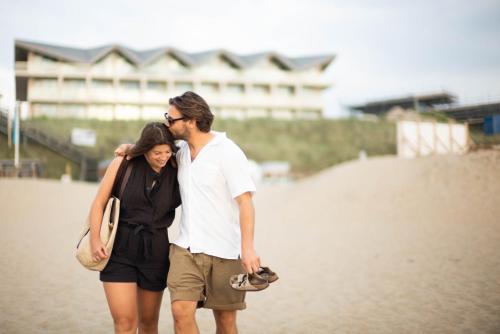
[15,61,28,71]
[25,87,325,114]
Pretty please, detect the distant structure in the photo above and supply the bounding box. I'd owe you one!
[14,40,334,120]
[352,92,500,126]
[260,161,291,183]
[351,92,457,115]
[435,101,500,125]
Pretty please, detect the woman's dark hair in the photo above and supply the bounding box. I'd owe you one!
[169,91,214,132]
[128,122,178,167]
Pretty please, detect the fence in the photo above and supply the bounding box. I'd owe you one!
[397,120,471,158]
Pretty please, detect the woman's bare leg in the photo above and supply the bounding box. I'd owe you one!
[137,287,164,334]
[103,282,138,334]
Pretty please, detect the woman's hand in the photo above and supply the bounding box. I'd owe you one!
[90,238,109,262]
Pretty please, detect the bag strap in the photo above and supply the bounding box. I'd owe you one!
[111,158,133,199]
[118,162,133,199]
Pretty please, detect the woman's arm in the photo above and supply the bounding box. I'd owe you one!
[88,156,124,262]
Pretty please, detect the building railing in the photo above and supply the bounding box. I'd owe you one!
[0,159,42,178]
[16,62,330,86]
[15,61,28,71]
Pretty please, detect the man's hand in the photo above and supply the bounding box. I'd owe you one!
[241,248,260,274]
[236,191,260,274]
[114,143,134,159]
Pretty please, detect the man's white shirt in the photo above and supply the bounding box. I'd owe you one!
[173,132,256,259]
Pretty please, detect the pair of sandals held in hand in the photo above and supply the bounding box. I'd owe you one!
[230,267,278,291]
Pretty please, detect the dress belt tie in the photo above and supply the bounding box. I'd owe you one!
[120,222,154,260]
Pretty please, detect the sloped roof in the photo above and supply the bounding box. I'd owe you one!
[352,92,458,114]
[292,54,336,71]
[239,51,298,70]
[15,39,335,71]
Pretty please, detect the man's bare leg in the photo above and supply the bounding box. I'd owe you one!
[213,310,237,334]
[171,300,199,334]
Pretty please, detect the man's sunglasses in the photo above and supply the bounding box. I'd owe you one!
[164,113,186,126]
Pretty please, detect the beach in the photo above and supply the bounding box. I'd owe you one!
[1,150,499,333]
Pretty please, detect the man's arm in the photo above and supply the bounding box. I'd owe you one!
[236,191,260,274]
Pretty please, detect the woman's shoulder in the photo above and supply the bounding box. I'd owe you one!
[108,156,126,172]
[101,156,125,185]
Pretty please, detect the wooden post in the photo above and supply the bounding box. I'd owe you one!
[7,107,12,148]
[448,120,453,153]
[432,120,437,155]
[416,120,421,157]
[14,102,20,174]
[465,122,473,151]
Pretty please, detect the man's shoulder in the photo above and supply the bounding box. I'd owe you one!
[217,135,244,154]
[176,140,188,153]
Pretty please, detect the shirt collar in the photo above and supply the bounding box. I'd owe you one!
[205,131,226,148]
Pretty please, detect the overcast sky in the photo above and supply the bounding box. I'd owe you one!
[1,0,499,117]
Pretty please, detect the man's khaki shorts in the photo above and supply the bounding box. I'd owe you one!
[167,244,246,310]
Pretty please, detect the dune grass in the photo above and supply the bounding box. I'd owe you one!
[2,116,498,180]
[16,117,396,177]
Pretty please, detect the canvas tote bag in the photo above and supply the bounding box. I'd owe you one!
[76,159,132,271]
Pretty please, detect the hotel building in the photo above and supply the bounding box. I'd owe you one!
[15,40,334,120]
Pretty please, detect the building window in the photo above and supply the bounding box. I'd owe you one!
[200,82,219,94]
[271,109,294,120]
[32,103,58,117]
[88,104,114,120]
[147,81,166,92]
[296,109,320,119]
[120,80,140,91]
[142,105,167,119]
[63,104,87,118]
[33,78,58,91]
[175,82,193,92]
[63,79,86,99]
[91,79,114,99]
[219,108,246,119]
[247,108,270,118]
[64,78,85,87]
[115,104,141,120]
[227,83,244,95]
[92,79,113,89]
[253,84,270,95]
[277,85,295,96]
[302,86,321,96]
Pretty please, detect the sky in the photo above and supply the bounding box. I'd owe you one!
[1,0,500,117]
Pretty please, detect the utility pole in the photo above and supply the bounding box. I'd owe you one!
[7,106,12,147]
[14,101,20,174]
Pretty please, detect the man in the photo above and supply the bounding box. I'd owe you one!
[120,91,260,334]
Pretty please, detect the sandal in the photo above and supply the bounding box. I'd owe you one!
[256,267,279,283]
[230,273,269,291]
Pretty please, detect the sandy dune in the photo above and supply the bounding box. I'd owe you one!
[1,150,499,333]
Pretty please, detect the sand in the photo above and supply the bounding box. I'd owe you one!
[1,150,499,333]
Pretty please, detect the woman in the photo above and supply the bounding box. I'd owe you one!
[88,122,180,334]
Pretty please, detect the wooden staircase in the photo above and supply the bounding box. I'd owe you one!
[0,111,98,181]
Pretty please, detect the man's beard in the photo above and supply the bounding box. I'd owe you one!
[169,127,188,140]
